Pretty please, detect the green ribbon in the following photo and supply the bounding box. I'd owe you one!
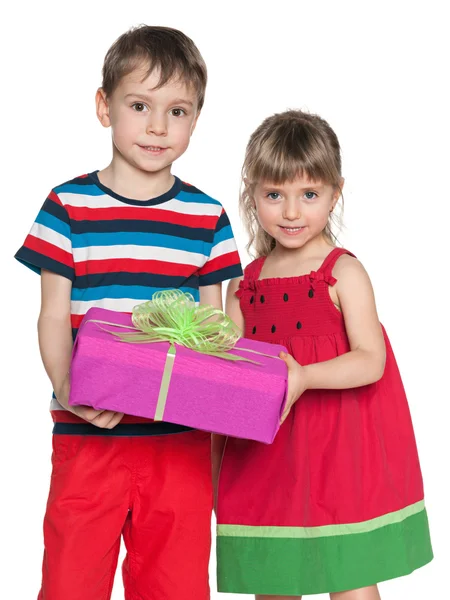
[91,290,263,421]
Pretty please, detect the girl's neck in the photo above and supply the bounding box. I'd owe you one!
[260,235,335,279]
[271,235,334,262]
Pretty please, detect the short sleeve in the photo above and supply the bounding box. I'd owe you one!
[198,208,243,286]
[14,190,75,281]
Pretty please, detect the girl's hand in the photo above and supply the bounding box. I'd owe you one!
[279,352,308,424]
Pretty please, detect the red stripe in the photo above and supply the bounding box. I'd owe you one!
[75,258,198,277]
[25,234,73,268]
[71,314,85,329]
[71,310,132,330]
[198,251,241,276]
[66,205,217,229]
[51,411,156,424]
[48,190,63,206]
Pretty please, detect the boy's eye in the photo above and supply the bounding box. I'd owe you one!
[170,108,186,117]
[304,191,317,200]
[267,192,281,200]
[132,103,148,112]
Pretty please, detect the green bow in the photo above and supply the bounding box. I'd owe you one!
[104,289,248,362]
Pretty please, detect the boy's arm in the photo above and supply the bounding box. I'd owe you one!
[39,270,124,429]
[199,282,223,310]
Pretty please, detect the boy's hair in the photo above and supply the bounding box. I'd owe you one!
[102,25,207,110]
[241,110,343,257]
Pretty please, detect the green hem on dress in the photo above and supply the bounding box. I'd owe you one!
[217,507,433,595]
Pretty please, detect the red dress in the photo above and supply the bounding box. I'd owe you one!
[216,248,432,596]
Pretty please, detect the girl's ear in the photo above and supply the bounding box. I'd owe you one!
[332,177,345,209]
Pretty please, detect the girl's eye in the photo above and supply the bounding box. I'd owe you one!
[267,192,281,200]
[132,103,148,112]
[304,191,317,200]
[170,108,186,117]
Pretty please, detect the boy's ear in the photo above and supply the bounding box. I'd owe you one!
[96,88,111,128]
[190,111,201,136]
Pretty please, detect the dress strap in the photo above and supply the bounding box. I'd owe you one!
[243,256,266,282]
[318,248,357,278]
[235,257,266,298]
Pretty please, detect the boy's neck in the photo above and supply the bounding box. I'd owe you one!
[97,157,175,201]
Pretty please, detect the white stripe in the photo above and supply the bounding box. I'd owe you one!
[71,296,200,315]
[61,193,222,217]
[30,223,72,253]
[209,238,238,261]
[50,398,65,411]
[71,297,158,314]
[72,244,208,265]
[153,199,221,217]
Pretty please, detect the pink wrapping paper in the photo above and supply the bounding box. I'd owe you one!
[69,308,288,443]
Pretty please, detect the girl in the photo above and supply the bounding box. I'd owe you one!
[215,110,433,599]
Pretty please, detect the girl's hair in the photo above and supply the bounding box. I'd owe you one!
[241,110,343,257]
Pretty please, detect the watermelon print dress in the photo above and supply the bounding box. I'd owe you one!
[216,248,432,596]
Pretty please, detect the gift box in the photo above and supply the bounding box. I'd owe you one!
[69,292,288,444]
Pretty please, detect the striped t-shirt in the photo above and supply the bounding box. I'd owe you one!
[15,171,243,436]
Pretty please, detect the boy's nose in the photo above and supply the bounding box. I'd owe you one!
[146,114,167,136]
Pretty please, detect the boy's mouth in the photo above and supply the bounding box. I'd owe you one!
[138,145,168,155]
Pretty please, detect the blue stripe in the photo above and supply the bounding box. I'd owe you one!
[199,263,243,286]
[54,182,105,196]
[213,224,234,245]
[71,231,209,254]
[35,211,71,239]
[15,247,75,281]
[71,284,199,302]
[177,189,221,206]
[73,272,199,290]
[53,422,194,436]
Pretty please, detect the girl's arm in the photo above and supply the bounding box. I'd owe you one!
[305,255,386,389]
[211,277,244,508]
[39,270,124,429]
[281,257,386,421]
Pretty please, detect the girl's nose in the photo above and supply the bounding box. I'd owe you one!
[282,199,301,221]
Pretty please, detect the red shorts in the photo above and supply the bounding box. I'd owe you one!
[38,430,213,600]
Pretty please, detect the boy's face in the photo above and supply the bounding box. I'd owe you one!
[97,64,200,175]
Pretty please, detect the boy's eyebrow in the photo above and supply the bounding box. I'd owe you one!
[124,93,194,107]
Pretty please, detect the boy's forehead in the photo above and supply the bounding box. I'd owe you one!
[117,64,197,101]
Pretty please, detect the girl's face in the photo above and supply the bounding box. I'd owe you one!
[253,174,342,250]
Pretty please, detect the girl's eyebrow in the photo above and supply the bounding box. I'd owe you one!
[261,183,324,192]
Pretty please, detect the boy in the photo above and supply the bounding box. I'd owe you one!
[15,25,242,600]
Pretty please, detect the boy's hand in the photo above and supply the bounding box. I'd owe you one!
[279,352,308,424]
[56,375,124,429]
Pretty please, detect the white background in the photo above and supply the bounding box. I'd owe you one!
[1,1,448,598]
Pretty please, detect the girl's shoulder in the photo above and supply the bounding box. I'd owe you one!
[332,252,374,293]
